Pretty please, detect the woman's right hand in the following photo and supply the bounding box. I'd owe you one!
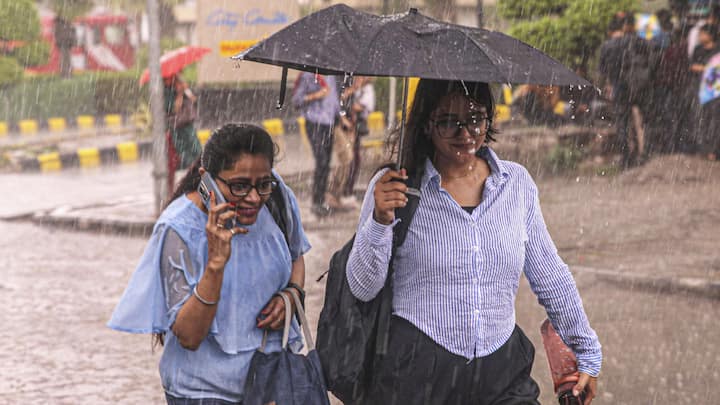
[373,168,409,225]
[205,191,247,272]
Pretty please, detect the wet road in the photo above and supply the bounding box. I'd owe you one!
[1,154,719,404]
[1,218,718,404]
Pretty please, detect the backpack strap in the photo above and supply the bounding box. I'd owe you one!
[265,174,290,249]
[375,165,424,356]
[391,168,423,249]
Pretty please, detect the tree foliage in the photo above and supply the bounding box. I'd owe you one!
[0,56,24,87]
[501,0,638,70]
[13,41,52,67]
[498,0,569,20]
[0,0,40,42]
[0,0,46,84]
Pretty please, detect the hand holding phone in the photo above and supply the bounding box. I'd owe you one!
[198,172,235,229]
[202,177,248,272]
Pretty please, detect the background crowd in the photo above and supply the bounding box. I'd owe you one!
[512,4,720,167]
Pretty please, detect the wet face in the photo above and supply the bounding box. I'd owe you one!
[215,153,273,226]
[426,91,489,165]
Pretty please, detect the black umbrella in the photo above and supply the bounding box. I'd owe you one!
[233,4,591,183]
[233,4,590,86]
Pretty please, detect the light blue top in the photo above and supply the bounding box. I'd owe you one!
[108,172,311,402]
[291,72,340,126]
[346,147,602,376]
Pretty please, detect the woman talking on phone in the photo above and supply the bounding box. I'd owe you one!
[108,123,311,404]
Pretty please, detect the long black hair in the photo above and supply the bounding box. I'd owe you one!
[388,79,498,177]
[166,123,278,207]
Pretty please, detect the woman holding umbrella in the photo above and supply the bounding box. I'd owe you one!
[140,46,210,196]
[346,79,601,404]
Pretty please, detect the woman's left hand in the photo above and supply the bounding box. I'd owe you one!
[257,292,294,330]
[573,372,598,404]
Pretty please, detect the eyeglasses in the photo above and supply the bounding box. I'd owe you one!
[430,115,490,138]
[215,176,278,197]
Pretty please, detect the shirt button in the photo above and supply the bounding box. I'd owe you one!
[472,246,480,252]
[473,309,480,315]
[473,278,479,284]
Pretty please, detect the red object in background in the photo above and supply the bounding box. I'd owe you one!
[27,13,135,75]
[540,319,586,405]
[138,46,211,86]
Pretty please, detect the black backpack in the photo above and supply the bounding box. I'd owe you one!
[316,169,423,404]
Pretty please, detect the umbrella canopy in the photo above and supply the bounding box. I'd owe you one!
[233,4,590,86]
[139,46,211,85]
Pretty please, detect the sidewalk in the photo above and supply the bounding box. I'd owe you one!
[5,130,375,234]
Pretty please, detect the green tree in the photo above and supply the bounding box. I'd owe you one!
[498,0,638,72]
[424,0,457,22]
[0,0,45,86]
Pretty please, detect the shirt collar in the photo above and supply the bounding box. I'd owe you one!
[421,146,509,190]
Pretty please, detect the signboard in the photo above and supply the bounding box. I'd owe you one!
[196,1,300,84]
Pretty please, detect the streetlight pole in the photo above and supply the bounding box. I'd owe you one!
[477,0,484,28]
[147,0,167,216]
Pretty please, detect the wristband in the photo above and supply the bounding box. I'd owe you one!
[287,282,306,308]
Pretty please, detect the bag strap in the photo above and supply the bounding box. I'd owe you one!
[259,288,315,352]
[265,175,290,249]
[284,287,315,350]
[375,166,424,356]
[259,292,293,353]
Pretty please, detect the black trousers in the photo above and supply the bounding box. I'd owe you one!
[305,119,334,207]
[362,316,540,405]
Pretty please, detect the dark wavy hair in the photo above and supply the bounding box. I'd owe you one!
[389,79,498,177]
[166,123,278,207]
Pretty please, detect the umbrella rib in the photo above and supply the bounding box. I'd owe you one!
[355,19,396,75]
[459,30,512,83]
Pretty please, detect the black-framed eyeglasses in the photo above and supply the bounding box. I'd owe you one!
[215,176,278,197]
[430,115,490,138]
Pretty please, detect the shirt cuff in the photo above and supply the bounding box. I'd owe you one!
[576,354,602,377]
[362,216,399,245]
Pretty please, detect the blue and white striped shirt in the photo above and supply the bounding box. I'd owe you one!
[346,147,602,376]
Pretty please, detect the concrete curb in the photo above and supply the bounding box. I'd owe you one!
[17,168,340,234]
[573,266,720,300]
[17,140,153,172]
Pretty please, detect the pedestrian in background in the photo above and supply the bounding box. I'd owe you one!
[655,18,694,153]
[691,24,720,159]
[326,78,359,211]
[108,124,311,404]
[598,12,652,167]
[164,73,201,198]
[346,79,601,404]
[345,76,375,202]
[292,72,340,217]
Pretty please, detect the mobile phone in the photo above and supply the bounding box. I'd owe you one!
[198,172,235,229]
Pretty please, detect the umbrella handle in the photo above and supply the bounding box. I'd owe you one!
[276,67,288,110]
[397,77,410,169]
